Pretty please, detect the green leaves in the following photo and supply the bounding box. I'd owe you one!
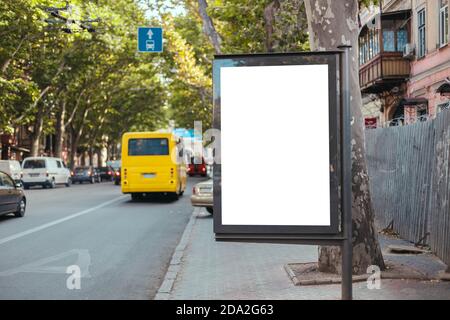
[158,0,310,131]
[1,0,311,156]
[0,76,39,129]
[1,0,167,153]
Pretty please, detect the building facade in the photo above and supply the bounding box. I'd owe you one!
[0,126,32,161]
[407,0,450,121]
[359,0,450,128]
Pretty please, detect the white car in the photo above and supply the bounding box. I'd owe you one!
[0,160,22,183]
[21,157,71,189]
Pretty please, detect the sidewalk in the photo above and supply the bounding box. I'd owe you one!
[156,209,450,300]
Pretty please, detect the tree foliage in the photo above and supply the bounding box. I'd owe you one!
[158,0,310,129]
[1,0,310,161]
[0,0,168,161]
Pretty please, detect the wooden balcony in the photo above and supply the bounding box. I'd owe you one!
[359,52,410,93]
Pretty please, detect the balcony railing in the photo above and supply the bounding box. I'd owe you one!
[359,52,410,93]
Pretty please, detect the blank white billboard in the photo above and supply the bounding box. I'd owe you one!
[220,64,331,226]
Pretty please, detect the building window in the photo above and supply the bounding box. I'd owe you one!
[381,28,408,52]
[418,9,426,57]
[439,0,449,47]
[359,36,365,65]
[383,30,396,51]
[359,28,380,65]
[374,29,380,54]
[359,39,364,65]
[397,28,408,52]
[417,105,428,121]
[438,101,450,112]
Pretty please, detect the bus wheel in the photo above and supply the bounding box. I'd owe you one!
[171,192,179,200]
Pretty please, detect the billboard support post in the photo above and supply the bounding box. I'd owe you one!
[338,45,353,300]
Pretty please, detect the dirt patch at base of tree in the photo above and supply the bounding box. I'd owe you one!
[285,260,434,286]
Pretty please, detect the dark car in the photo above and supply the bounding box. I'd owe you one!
[0,171,26,218]
[97,166,114,182]
[113,168,121,185]
[187,157,207,177]
[71,166,101,184]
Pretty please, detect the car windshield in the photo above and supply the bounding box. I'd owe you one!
[23,159,45,169]
[190,157,204,164]
[128,138,169,156]
[75,167,89,173]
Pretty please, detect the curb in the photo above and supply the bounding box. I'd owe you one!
[284,262,435,286]
[439,272,450,281]
[284,263,369,285]
[284,264,301,286]
[154,208,199,300]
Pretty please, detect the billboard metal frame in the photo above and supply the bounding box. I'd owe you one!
[211,47,353,299]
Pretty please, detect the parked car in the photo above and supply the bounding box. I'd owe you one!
[21,157,71,189]
[191,179,213,214]
[0,171,26,217]
[187,156,207,177]
[113,168,121,185]
[71,166,101,184]
[0,160,22,184]
[97,166,114,182]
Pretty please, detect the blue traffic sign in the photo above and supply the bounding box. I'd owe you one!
[138,27,163,53]
[173,128,202,139]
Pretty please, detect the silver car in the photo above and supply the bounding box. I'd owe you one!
[191,179,213,214]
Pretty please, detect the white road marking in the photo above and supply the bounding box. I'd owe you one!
[0,196,128,246]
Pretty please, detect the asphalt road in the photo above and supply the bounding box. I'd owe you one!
[0,177,204,300]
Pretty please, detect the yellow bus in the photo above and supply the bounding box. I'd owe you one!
[121,132,187,200]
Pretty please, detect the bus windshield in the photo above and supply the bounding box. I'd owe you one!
[128,138,169,156]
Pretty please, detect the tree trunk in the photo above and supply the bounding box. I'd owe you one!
[197,0,222,54]
[55,100,66,158]
[68,108,88,170]
[263,0,281,52]
[97,149,103,167]
[304,0,385,274]
[14,58,64,124]
[30,134,40,157]
[88,148,94,166]
[30,104,45,157]
[69,128,79,171]
[1,139,11,160]
[28,83,53,157]
[1,36,27,75]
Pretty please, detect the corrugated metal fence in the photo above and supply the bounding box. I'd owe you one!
[365,110,450,266]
